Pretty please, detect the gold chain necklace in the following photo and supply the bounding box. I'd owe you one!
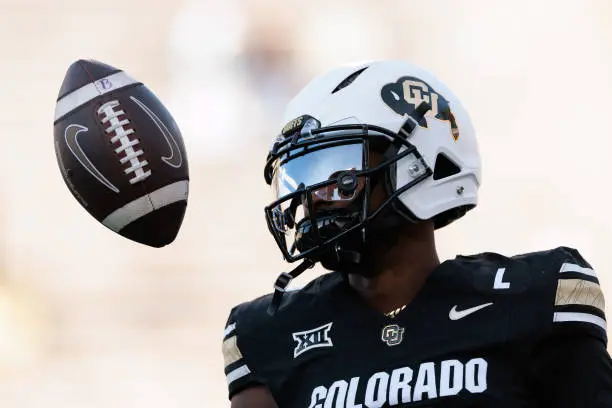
[384,304,407,318]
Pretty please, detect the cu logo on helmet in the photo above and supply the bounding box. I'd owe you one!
[381,76,460,141]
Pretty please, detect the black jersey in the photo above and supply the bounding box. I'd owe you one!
[222,247,612,407]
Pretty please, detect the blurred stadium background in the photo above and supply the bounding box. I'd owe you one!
[1,0,611,406]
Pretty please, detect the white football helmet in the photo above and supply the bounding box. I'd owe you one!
[264,60,481,278]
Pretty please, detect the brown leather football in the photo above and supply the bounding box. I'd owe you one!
[54,59,189,247]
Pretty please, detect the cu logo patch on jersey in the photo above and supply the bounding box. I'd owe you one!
[381,324,405,346]
[381,76,460,141]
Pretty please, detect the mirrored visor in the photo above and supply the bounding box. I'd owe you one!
[271,142,364,202]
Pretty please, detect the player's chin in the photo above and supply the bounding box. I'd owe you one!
[319,242,383,278]
[332,259,383,278]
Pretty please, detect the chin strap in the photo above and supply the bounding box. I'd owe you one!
[267,259,315,316]
[336,247,362,264]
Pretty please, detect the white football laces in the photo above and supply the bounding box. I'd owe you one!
[98,100,151,184]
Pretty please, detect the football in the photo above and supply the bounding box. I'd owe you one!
[53,59,189,247]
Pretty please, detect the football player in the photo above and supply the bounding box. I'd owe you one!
[222,60,612,407]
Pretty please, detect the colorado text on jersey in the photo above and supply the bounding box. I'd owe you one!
[308,358,488,407]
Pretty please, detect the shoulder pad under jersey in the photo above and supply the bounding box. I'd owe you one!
[455,246,606,343]
[221,272,343,399]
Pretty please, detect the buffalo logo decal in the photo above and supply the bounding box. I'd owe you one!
[381,76,460,141]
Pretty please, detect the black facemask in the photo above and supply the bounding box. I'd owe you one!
[264,104,434,315]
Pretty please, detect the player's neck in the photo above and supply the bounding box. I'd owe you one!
[347,223,439,315]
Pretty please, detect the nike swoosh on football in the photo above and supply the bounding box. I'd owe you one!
[130,96,183,168]
[64,124,119,193]
[449,302,493,320]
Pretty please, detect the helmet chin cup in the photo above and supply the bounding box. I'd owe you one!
[294,210,363,256]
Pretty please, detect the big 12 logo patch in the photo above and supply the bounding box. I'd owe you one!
[381,76,460,141]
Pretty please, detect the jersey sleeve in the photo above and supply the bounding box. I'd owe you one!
[222,305,265,399]
[549,247,607,344]
[525,247,612,403]
[528,327,612,405]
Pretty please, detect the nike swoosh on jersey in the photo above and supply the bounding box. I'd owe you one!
[64,124,119,193]
[130,96,183,168]
[449,302,494,320]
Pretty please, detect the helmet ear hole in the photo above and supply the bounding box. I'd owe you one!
[433,153,461,180]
